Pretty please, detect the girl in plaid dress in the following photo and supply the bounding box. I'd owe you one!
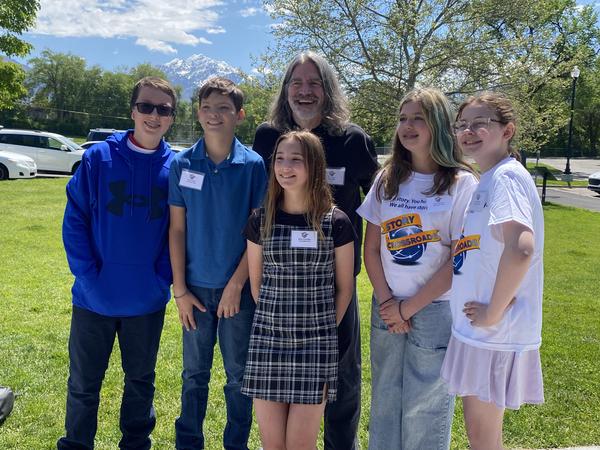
[242,130,355,449]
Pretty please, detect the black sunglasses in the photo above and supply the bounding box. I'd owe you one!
[135,102,175,117]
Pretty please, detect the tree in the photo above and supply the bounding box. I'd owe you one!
[574,59,600,156]
[0,0,39,110]
[237,75,278,144]
[25,52,186,136]
[0,0,39,57]
[264,0,600,149]
[27,50,90,116]
[0,60,27,110]
[129,63,168,82]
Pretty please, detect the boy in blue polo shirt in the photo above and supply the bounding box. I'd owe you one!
[168,77,267,450]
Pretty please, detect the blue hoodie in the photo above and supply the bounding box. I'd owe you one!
[63,131,174,317]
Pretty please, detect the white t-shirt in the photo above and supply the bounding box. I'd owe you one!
[451,157,544,351]
[358,170,477,301]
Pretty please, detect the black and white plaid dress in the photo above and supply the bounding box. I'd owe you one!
[242,209,338,404]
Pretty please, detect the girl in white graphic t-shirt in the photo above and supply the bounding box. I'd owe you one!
[441,93,545,450]
[358,88,477,450]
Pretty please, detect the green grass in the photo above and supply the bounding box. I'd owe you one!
[526,162,588,187]
[1,179,599,449]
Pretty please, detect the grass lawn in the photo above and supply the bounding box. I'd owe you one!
[1,178,599,449]
[526,162,588,187]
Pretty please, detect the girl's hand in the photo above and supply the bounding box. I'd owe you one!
[463,302,496,327]
[464,297,516,327]
[389,320,411,334]
[380,299,410,332]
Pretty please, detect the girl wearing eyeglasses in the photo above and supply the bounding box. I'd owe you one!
[442,93,545,450]
[358,88,477,450]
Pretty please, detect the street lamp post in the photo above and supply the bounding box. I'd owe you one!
[564,65,580,177]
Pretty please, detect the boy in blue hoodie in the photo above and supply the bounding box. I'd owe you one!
[168,77,267,450]
[58,77,177,450]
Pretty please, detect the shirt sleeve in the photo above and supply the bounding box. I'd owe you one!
[250,158,268,209]
[62,151,100,279]
[244,209,262,244]
[168,154,185,207]
[488,170,534,241]
[332,208,357,247]
[252,124,280,175]
[449,172,478,240]
[356,171,383,226]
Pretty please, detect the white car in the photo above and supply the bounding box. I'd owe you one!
[0,150,37,180]
[0,128,85,175]
[81,141,101,150]
[588,171,600,194]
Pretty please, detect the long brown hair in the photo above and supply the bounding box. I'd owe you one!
[262,131,333,239]
[377,87,475,201]
[456,92,520,161]
[269,51,349,135]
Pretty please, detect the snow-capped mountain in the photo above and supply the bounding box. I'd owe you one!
[161,54,243,100]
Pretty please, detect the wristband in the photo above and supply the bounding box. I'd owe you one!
[174,289,188,299]
[379,296,394,307]
[398,301,407,322]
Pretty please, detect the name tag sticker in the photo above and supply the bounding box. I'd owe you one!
[179,169,205,191]
[326,167,346,186]
[290,230,318,249]
[427,195,452,212]
[469,190,488,212]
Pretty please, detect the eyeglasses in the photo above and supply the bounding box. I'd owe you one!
[135,102,175,117]
[453,117,501,134]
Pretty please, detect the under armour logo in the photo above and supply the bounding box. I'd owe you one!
[107,180,167,219]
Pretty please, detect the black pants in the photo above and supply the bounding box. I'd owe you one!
[57,305,165,450]
[324,289,361,450]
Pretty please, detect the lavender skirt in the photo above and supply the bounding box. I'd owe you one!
[440,336,544,410]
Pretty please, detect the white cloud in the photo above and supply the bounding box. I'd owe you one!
[34,0,223,53]
[135,38,177,54]
[240,7,260,17]
[206,26,226,34]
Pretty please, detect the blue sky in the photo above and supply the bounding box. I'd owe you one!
[18,0,276,73]
[16,0,600,74]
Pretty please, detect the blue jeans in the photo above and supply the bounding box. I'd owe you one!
[175,284,255,450]
[369,296,455,450]
[57,305,165,450]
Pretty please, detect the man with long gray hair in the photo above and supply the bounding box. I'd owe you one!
[252,51,379,449]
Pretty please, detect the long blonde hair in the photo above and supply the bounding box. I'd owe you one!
[377,87,475,201]
[262,131,333,239]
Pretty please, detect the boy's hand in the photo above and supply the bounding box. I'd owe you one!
[175,291,206,331]
[217,282,242,319]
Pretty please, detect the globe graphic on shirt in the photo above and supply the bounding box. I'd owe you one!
[389,225,426,265]
[453,246,466,274]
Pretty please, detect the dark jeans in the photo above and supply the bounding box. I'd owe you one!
[175,284,255,450]
[324,288,362,450]
[57,305,165,450]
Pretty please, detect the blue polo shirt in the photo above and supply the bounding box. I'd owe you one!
[168,137,267,288]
